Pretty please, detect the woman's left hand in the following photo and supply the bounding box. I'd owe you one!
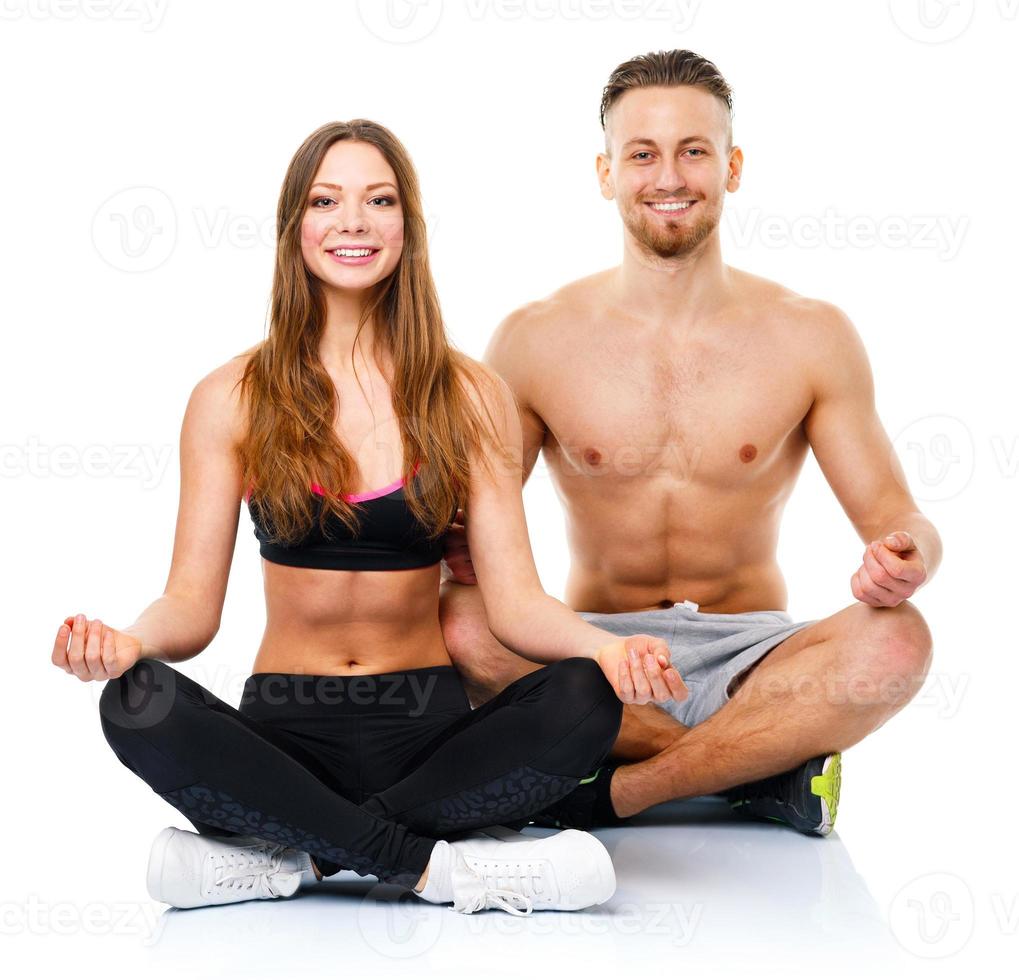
[595,634,688,705]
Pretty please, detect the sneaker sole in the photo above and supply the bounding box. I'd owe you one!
[809,752,842,836]
[146,826,179,904]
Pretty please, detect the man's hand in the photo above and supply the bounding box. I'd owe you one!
[850,531,928,607]
[595,634,688,705]
[441,508,477,585]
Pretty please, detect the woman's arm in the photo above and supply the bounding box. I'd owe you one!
[459,366,607,660]
[125,359,250,662]
[460,363,685,705]
[53,358,250,680]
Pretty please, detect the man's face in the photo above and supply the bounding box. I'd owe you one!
[597,85,741,260]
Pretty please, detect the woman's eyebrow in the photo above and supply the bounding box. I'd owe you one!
[310,181,398,192]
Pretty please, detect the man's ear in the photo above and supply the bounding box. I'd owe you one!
[596,152,614,200]
[726,145,743,192]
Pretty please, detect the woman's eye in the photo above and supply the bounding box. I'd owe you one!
[311,196,334,207]
[369,196,396,206]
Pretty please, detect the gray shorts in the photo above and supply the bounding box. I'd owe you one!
[578,599,817,728]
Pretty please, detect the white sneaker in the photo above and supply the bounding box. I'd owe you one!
[447,827,615,915]
[146,827,314,909]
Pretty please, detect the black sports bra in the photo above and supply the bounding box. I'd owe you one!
[245,461,457,571]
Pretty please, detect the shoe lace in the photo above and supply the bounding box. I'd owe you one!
[453,859,547,916]
[209,843,288,896]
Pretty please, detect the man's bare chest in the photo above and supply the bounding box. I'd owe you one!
[530,332,812,490]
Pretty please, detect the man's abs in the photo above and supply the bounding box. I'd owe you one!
[555,467,799,614]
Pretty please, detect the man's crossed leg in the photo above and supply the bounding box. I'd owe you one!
[440,581,933,835]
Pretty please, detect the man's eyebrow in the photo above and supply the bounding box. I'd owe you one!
[621,136,714,150]
[309,181,398,192]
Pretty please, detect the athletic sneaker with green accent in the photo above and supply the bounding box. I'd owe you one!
[725,752,842,836]
[529,765,624,831]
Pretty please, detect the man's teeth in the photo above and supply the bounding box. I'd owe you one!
[332,248,376,256]
[649,202,692,212]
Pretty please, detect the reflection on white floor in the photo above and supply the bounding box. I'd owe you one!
[133,797,922,978]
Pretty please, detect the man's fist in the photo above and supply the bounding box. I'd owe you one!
[850,531,927,607]
[441,508,477,585]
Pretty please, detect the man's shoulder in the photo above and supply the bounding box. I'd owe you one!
[497,272,607,329]
[731,267,855,338]
[484,270,610,368]
[730,270,868,396]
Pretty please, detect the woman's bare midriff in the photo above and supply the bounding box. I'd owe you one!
[250,560,453,676]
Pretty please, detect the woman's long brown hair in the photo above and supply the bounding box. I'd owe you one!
[234,120,507,546]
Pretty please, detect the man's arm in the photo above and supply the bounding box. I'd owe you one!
[440,305,550,584]
[801,301,942,607]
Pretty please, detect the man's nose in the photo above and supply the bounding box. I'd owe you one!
[655,160,687,194]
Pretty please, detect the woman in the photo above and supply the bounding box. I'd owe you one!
[54,120,687,917]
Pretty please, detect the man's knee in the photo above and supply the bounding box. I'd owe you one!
[438,581,533,695]
[844,600,933,706]
[438,581,492,664]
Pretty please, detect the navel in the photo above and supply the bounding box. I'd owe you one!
[738,443,758,463]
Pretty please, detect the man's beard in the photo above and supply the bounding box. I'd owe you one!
[623,198,720,259]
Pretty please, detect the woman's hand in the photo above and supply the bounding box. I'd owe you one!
[52,614,142,681]
[595,634,688,705]
[441,508,478,585]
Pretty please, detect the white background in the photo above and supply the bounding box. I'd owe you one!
[3,0,1016,976]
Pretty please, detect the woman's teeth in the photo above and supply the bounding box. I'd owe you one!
[332,248,377,256]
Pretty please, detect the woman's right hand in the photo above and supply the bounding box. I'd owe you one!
[595,635,688,706]
[52,614,143,681]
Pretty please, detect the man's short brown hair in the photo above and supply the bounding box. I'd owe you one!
[600,49,734,149]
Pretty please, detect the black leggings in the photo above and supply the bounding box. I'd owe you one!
[99,656,621,888]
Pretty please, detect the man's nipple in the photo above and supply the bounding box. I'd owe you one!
[738,443,758,463]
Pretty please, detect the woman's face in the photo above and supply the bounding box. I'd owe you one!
[300,140,404,293]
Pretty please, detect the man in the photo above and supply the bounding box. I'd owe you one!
[439,49,939,836]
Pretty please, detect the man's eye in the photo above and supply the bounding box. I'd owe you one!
[686,148,705,157]
[632,152,652,160]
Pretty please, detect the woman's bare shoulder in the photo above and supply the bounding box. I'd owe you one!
[451,351,515,419]
[187,344,263,446]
